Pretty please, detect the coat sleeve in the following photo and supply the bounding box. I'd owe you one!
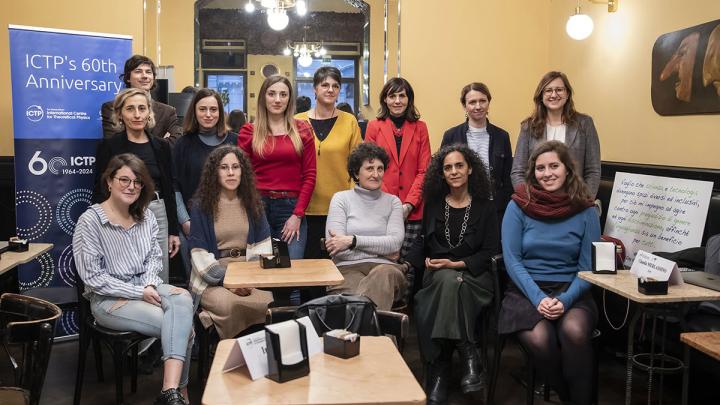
[458,202,499,277]
[581,116,601,199]
[364,120,379,144]
[405,122,431,209]
[101,101,116,139]
[511,124,531,188]
[293,122,318,217]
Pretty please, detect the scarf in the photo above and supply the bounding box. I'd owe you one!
[511,183,594,220]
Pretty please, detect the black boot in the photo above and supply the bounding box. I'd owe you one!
[154,388,186,405]
[425,359,450,405]
[457,341,486,395]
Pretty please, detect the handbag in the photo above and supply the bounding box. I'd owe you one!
[294,294,382,337]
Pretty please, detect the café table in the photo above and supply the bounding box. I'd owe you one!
[0,242,53,293]
[579,270,720,405]
[680,331,720,405]
[224,258,344,289]
[201,335,426,405]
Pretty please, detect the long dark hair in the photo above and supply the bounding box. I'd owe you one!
[523,71,578,139]
[183,88,227,135]
[423,144,492,201]
[100,153,155,222]
[377,77,420,121]
[524,140,590,205]
[192,145,263,220]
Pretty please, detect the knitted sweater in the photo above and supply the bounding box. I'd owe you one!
[325,186,404,266]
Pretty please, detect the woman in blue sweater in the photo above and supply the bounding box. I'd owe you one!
[500,140,600,405]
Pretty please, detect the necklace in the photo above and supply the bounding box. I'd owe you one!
[311,106,337,156]
[444,196,472,248]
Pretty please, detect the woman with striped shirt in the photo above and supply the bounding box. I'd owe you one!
[74,154,193,405]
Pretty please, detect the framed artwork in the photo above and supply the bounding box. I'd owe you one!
[651,19,720,115]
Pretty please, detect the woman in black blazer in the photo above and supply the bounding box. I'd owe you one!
[441,82,513,219]
[94,88,179,282]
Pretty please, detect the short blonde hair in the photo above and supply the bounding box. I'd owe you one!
[111,88,156,132]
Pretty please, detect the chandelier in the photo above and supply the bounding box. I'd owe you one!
[283,26,327,67]
[244,0,308,31]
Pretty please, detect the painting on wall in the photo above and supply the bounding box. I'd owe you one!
[651,19,720,115]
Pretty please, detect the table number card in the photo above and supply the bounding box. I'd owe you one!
[629,250,683,285]
[222,316,322,380]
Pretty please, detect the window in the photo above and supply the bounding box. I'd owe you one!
[205,72,246,113]
[295,58,357,113]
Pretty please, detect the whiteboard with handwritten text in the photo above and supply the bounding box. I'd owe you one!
[604,172,713,267]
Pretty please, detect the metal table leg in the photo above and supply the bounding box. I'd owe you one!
[682,345,690,405]
[626,307,642,405]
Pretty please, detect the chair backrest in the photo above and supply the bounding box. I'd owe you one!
[0,293,61,405]
[295,294,382,337]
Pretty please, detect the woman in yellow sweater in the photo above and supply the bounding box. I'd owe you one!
[295,66,362,259]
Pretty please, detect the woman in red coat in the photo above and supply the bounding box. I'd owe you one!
[365,77,431,259]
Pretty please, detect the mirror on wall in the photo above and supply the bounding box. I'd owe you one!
[193,0,399,120]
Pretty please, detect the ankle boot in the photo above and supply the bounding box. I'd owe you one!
[425,359,449,405]
[457,341,486,395]
[154,388,186,405]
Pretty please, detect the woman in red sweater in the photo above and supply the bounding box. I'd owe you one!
[365,77,431,258]
[238,75,317,259]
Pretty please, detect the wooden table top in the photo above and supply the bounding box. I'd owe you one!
[579,270,720,304]
[202,336,426,405]
[0,243,53,276]
[224,259,344,289]
[681,332,720,361]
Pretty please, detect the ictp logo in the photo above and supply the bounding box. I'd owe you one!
[28,151,94,176]
[26,105,44,122]
[28,151,48,175]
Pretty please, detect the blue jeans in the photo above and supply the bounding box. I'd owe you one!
[90,283,194,388]
[261,196,307,259]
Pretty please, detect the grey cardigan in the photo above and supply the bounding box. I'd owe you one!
[510,113,601,198]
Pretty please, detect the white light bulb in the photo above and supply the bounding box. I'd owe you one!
[244,1,255,13]
[260,0,276,8]
[298,53,313,67]
[267,8,289,31]
[566,13,594,40]
[283,47,291,56]
[297,0,307,16]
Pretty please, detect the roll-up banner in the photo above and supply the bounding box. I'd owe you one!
[9,25,131,335]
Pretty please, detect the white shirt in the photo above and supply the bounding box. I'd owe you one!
[546,123,567,143]
[466,125,490,170]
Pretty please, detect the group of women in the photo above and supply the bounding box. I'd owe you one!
[73,52,602,405]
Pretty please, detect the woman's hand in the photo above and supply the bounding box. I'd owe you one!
[425,257,464,271]
[281,215,302,243]
[325,230,354,256]
[402,203,414,220]
[143,286,161,306]
[230,288,252,297]
[537,297,565,319]
[168,235,181,258]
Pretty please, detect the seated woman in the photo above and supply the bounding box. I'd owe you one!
[324,143,406,311]
[409,145,498,404]
[73,154,193,405]
[188,145,274,339]
[500,140,601,405]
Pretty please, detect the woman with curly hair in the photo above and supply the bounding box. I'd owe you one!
[188,145,273,338]
[510,71,601,198]
[407,145,499,404]
[500,141,600,405]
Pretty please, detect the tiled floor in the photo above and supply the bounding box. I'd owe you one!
[4,322,719,404]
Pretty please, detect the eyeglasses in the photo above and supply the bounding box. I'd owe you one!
[114,176,144,189]
[543,87,567,96]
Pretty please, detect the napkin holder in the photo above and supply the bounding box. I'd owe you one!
[9,236,29,252]
[323,330,360,359]
[260,238,291,268]
[637,278,668,295]
[592,241,616,274]
[265,320,309,383]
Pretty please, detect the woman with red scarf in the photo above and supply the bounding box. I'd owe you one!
[500,140,600,405]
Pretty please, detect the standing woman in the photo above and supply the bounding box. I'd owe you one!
[501,141,600,405]
[510,71,601,198]
[189,145,274,338]
[174,89,238,276]
[75,154,193,405]
[238,75,316,259]
[409,145,498,404]
[365,77,431,257]
[441,82,513,219]
[295,67,362,259]
[94,88,180,282]
[101,55,183,144]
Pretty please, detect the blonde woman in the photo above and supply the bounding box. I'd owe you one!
[238,75,317,259]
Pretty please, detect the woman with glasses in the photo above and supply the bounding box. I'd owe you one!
[501,141,600,405]
[75,154,193,405]
[188,145,273,339]
[511,71,601,198]
[295,66,362,259]
[441,82,513,219]
[238,75,316,260]
[365,77,431,257]
[94,88,180,283]
[408,145,498,404]
[173,89,238,277]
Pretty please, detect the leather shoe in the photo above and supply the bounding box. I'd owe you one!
[425,361,449,405]
[457,341,487,395]
[154,388,186,405]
